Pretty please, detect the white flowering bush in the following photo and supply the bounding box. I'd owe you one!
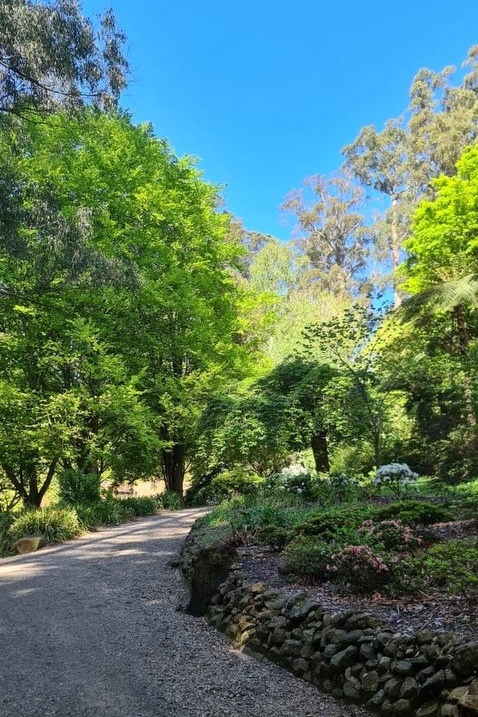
[373,463,418,498]
[265,464,316,500]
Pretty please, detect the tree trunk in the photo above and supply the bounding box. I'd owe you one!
[311,432,330,473]
[162,443,186,495]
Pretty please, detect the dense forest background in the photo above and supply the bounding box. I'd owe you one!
[1,0,478,511]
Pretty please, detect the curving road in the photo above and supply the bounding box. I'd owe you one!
[0,510,364,717]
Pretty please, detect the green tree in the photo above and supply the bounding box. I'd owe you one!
[0,111,247,498]
[0,0,128,116]
[400,144,478,429]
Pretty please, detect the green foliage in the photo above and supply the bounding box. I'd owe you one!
[8,506,81,545]
[116,496,159,517]
[420,539,478,600]
[397,539,478,602]
[187,467,263,506]
[373,500,452,526]
[329,544,391,594]
[158,491,185,511]
[75,498,123,528]
[358,519,425,552]
[58,470,101,505]
[294,504,373,541]
[279,536,335,580]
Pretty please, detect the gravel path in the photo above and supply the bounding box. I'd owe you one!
[0,509,366,717]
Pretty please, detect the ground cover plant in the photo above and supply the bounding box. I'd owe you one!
[196,467,478,619]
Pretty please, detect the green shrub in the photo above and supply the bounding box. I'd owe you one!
[295,504,374,541]
[76,498,123,528]
[358,519,425,552]
[254,525,292,551]
[118,496,159,517]
[159,491,185,510]
[329,544,391,594]
[392,538,478,601]
[373,500,452,526]
[421,539,478,600]
[8,507,81,545]
[279,536,335,580]
[58,470,101,505]
[0,511,16,553]
[188,468,263,506]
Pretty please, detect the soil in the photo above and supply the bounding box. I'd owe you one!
[237,518,478,639]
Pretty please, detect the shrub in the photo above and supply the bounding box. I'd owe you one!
[420,539,478,601]
[76,498,123,528]
[359,519,423,552]
[264,464,317,501]
[374,500,452,526]
[118,496,159,517]
[279,536,335,580]
[159,491,185,510]
[58,469,101,504]
[373,463,418,498]
[186,468,263,505]
[8,507,81,546]
[393,539,478,602]
[329,544,390,594]
[295,504,373,541]
[254,525,292,551]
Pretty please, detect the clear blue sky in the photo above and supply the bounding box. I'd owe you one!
[83,0,477,240]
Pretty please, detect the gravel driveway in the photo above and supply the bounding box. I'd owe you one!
[0,509,366,717]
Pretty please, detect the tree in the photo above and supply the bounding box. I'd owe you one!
[0,0,128,116]
[399,144,478,428]
[302,305,402,468]
[282,172,371,295]
[0,110,247,499]
[343,120,410,305]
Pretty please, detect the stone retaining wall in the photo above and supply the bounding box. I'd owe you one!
[181,531,478,717]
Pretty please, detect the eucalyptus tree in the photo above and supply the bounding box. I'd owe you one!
[282,172,372,296]
[0,0,128,116]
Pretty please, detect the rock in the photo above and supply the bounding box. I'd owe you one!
[14,535,42,554]
[448,686,469,703]
[361,671,380,693]
[343,679,361,700]
[421,670,447,698]
[393,660,414,677]
[187,542,237,617]
[291,658,309,675]
[345,613,384,630]
[384,676,402,699]
[399,676,419,700]
[453,640,478,676]
[329,645,359,672]
[282,639,303,657]
[366,689,385,710]
[360,641,376,660]
[270,628,286,645]
[394,698,411,715]
[459,694,478,715]
[416,703,439,717]
[471,679,478,696]
[440,705,459,717]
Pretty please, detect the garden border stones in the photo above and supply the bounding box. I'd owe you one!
[180,527,478,717]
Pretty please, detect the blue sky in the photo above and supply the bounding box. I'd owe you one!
[83,0,477,240]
